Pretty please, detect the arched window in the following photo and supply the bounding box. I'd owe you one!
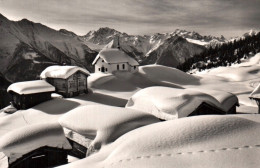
[122,64,125,70]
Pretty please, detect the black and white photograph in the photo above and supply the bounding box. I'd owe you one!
[0,0,259,167]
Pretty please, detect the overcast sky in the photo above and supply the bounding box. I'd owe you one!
[0,0,259,38]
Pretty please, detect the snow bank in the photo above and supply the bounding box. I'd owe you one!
[92,48,139,66]
[59,105,159,155]
[7,80,55,95]
[40,65,90,79]
[0,122,71,163]
[139,65,200,86]
[58,114,260,168]
[126,86,237,120]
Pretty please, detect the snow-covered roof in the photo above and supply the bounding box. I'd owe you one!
[92,48,139,66]
[7,80,55,95]
[40,65,90,79]
[59,105,159,155]
[250,83,260,99]
[126,86,238,120]
[0,122,71,163]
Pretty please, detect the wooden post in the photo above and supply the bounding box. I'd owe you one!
[255,98,260,114]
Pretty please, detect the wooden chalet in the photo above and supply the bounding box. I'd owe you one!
[0,123,72,168]
[249,83,260,113]
[9,146,69,168]
[40,65,90,98]
[188,101,237,117]
[7,80,55,110]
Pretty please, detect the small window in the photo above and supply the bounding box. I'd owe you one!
[117,64,119,70]
[98,68,100,71]
[102,60,104,62]
[134,66,136,69]
[122,64,125,69]
[106,68,108,71]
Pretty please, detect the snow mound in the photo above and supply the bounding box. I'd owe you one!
[58,114,260,168]
[88,73,116,88]
[92,48,139,66]
[0,122,71,163]
[126,86,238,120]
[139,65,200,86]
[40,65,90,79]
[7,80,55,94]
[59,105,159,155]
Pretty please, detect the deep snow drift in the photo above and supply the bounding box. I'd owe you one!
[59,114,260,168]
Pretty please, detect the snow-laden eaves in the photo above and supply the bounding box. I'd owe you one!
[40,65,90,79]
[126,86,238,120]
[92,48,139,66]
[0,122,71,163]
[7,80,55,95]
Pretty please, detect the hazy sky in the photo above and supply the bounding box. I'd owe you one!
[0,0,259,38]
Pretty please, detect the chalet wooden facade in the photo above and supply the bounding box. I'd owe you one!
[9,146,69,168]
[40,66,90,98]
[188,102,237,117]
[7,80,55,110]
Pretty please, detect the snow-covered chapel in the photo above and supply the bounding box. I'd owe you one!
[92,48,139,73]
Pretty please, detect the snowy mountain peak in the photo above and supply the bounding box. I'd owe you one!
[243,29,259,37]
[83,27,126,45]
[59,29,77,37]
[170,29,226,43]
[96,27,120,35]
[0,13,8,21]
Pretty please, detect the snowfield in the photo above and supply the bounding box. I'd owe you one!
[0,53,260,167]
[58,114,260,168]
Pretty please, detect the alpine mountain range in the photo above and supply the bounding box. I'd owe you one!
[0,13,258,83]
